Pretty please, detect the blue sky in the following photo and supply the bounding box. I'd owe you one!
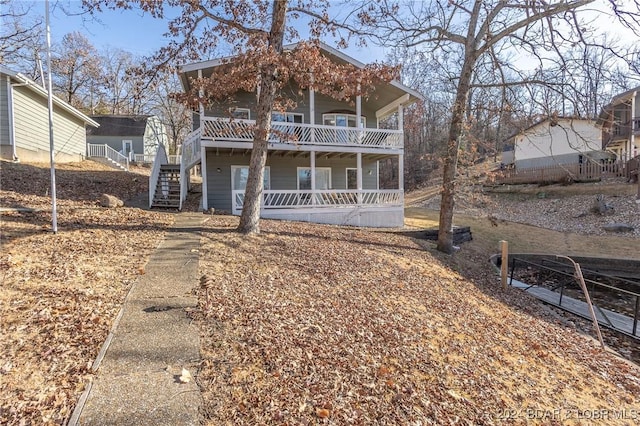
[42,0,387,63]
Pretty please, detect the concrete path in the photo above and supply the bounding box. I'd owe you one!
[73,213,204,425]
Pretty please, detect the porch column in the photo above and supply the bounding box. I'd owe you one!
[356,88,362,145]
[310,151,316,205]
[357,152,363,205]
[309,74,315,144]
[398,154,404,191]
[631,91,636,159]
[201,145,208,211]
[397,103,404,130]
[197,69,204,122]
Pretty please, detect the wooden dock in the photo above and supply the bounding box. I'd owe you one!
[510,279,638,336]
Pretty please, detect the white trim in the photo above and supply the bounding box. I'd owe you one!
[376,94,411,119]
[272,111,303,123]
[6,76,16,159]
[122,139,133,155]
[201,146,208,210]
[322,113,366,128]
[200,139,403,156]
[297,166,331,190]
[231,165,271,190]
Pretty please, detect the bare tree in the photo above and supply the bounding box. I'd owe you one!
[51,31,102,108]
[83,0,397,234]
[363,0,640,253]
[151,72,192,156]
[0,0,45,79]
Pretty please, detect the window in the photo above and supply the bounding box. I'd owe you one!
[297,167,331,190]
[322,113,365,128]
[231,166,270,191]
[346,168,358,190]
[229,107,250,120]
[272,112,303,123]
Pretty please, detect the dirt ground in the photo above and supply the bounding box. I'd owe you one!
[195,216,639,425]
[3,159,639,425]
[0,160,172,424]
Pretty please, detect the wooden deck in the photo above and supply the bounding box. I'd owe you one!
[510,278,638,337]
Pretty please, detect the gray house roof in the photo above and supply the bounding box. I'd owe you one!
[87,115,152,137]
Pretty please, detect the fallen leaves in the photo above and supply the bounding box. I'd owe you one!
[1,160,172,425]
[196,216,640,425]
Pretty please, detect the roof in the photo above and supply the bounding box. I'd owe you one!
[596,86,640,126]
[504,117,595,142]
[87,115,152,137]
[177,41,423,117]
[0,65,99,128]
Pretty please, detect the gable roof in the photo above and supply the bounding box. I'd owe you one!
[87,115,152,137]
[0,65,99,128]
[504,117,595,142]
[177,41,423,115]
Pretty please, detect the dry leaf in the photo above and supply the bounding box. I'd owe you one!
[179,368,192,383]
[315,407,330,419]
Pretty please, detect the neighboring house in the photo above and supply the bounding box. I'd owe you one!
[501,117,613,169]
[597,86,639,162]
[86,115,169,163]
[151,42,421,226]
[0,65,99,162]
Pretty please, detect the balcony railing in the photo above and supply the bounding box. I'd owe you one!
[200,117,403,149]
[232,189,403,214]
[133,153,181,164]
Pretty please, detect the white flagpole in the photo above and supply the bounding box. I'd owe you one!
[45,0,58,233]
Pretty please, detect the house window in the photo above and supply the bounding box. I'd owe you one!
[322,113,365,128]
[297,167,331,190]
[229,107,250,120]
[231,166,270,191]
[346,168,357,190]
[272,112,303,123]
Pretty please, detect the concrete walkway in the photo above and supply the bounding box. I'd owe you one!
[73,213,204,425]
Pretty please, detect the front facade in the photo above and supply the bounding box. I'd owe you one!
[170,43,420,227]
[502,118,611,169]
[87,115,169,163]
[598,87,639,162]
[0,66,98,162]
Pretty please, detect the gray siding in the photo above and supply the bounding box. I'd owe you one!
[87,135,144,155]
[12,85,87,158]
[515,152,582,169]
[0,77,9,146]
[204,88,377,128]
[206,150,379,211]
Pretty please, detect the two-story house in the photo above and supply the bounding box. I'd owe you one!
[149,43,420,227]
[598,86,639,162]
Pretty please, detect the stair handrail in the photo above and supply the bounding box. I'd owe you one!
[149,144,169,208]
[104,144,129,171]
[179,128,202,211]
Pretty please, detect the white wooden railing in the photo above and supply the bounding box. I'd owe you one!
[200,117,403,148]
[232,189,403,214]
[179,128,203,210]
[87,143,129,171]
[133,153,181,164]
[149,144,169,208]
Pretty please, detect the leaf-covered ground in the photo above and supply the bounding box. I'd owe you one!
[197,216,640,425]
[0,160,172,424]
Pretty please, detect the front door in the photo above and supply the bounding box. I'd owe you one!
[122,140,133,160]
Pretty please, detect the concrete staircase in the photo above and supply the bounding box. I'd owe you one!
[150,164,181,209]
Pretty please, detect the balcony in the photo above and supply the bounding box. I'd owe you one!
[200,117,403,149]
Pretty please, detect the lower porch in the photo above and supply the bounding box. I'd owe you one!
[202,147,404,227]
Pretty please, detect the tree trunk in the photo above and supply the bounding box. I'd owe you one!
[237,0,287,234]
[437,56,475,254]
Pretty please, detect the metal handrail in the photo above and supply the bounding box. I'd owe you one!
[509,256,640,338]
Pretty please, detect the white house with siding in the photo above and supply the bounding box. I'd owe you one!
[502,117,612,169]
[148,42,421,227]
[0,66,99,162]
